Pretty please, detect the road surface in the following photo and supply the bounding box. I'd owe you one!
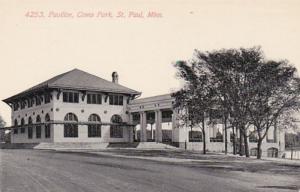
[0,149,299,192]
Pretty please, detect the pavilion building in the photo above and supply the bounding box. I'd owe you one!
[2,69,284,157]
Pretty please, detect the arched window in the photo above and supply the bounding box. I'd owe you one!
[36,115,41,138]
[110,115,123,138]
[249,131,258,143]
[64,113,78,137]
[13,119,18,134]
[88,114,101,137]
[20,118,25,133]
[45,114,51,138]
[28,117,33,139]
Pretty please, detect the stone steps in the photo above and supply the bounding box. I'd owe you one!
[1,142,178,150]
[33,142,109,150]
[136,142,177,149]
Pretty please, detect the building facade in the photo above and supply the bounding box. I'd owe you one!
[3,69,284,157]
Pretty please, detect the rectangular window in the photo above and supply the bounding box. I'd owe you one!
[13,128,18,134]
[21,101,26,109]
[64,125,78,137]
[189,131,202,142]
[88,125,101,137]
[87,94,90,103]
[36,97,42,106]
[109,95,113,105]
[63,92,79,103]
[13,103,19,111]
[109,95,123,106]
[110,126,123,138]
[45,125,51,138]
[63,92,68,102]
[28,99,33,108]
[44,94,51,104]
[28,127,33,139]
[36,126,41,138]
[87,93,102,104]
[21,127,25,133]
[118,96,123,105]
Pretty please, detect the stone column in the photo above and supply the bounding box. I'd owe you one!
[155,110,162,142]
[140,111,147,142]
[205,118,210,144]
[139,112,143,142]
[129,113,134,143]
[227,126,232,143]
[171,110,176,142]
[223,124,226,143]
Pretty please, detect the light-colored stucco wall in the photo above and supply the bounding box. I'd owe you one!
[11,90,132,143]
[10,95,54,143]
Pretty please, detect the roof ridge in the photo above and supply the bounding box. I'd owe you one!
[66,69,138,92]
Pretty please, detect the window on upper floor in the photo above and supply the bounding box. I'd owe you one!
[63,92,79,103]
[13,103,19,111]
[20,101,26,109]
[28,98,33,108]
[87,93,102,104]
[44,93,51,104]
[249,131,258,143]
[36,97,42,106]
[109,95,123,106]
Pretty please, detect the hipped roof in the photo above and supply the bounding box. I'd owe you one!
[3,69,141,103]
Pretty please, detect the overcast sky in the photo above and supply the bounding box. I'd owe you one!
[0,0,300,125]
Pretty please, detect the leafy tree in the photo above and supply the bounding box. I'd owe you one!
[172,61,215,154]
[247,61,300,159]
[193,47,264,157]
[173,47,300,158]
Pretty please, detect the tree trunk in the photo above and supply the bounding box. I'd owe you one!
[224,116,228,155]
[239,127,245,156]
[244,132,250,157]
[190,125,193,141]
[232,126,236,155]
[202,120,206,154]
[257,139,263,159]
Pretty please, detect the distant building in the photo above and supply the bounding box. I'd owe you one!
[2,69,284,157]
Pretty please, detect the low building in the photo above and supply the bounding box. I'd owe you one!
[2,69,284,157]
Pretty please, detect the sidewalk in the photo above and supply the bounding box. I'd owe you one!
[60,148,300,165]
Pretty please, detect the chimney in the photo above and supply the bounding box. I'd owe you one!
[112,71,119,84]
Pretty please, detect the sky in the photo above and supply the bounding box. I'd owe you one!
[0,0,300,125]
